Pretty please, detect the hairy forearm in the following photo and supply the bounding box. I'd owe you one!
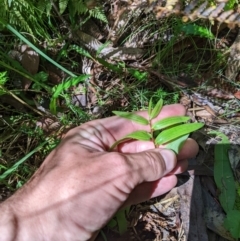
[0,187,44,241]
[0,181,94,241]
[0,199,19,241]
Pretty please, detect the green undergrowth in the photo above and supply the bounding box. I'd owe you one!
[209,132,240,239]
[0,0,231,190]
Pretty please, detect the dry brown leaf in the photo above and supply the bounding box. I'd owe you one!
[18,45,39,89]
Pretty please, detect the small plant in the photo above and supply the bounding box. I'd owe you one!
[108,99,204,235]
[110,99,204,154]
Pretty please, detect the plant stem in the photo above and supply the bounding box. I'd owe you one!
[149,119,157,148]
[0,85,44,116]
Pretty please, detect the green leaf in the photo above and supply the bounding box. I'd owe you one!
[0,141,48,180]
[152,116,190,131]
[107,218,117,228]
[115,209,128,234]
[209,131,236,213]
[100,230,108,241]
[50,75,90,114]
[0,88,7,96]
[89,7,108,23]
[0,71,8,85]
[50,98,57,114]
[178,23,214,39]
[125,130,152,140]
[112,111,149,125]
[148,98,153,117]
[110,130,152,151]
[165,134,189,154]
[127,68,148,81]
[155,123,204,145]
[224,210,240,238]
[52,75,90,99]
[69,45,93,60]
[224,0,237,10]
[59,0,69,14]
[150,99,163,120]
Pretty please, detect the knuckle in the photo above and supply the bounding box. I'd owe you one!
[144,151,166,176]
[106,152,131,174]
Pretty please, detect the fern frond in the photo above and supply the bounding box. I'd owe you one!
[0,71,8,86]
[52,75,90,99]
[0,0,52,38]
[37,0,53,16]
[0,71,8,96]
[70,0,88,15]
[68,0,107,23]
[11,10,33,35]
[59,0,69,14]
[0,0,8,25]
[36,0,48,13]
[69,45,93,60]
[89,7,108,23]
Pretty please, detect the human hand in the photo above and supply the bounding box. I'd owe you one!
[0,104,199,241]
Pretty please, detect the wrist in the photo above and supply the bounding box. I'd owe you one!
[0,184,94,241]
[0,192,43,241]
[0,200,16,241]
[0,200,21,241]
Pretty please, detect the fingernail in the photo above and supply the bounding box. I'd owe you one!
[159,149,176,173]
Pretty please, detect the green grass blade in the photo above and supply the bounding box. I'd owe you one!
[112,111,149,125]
[155,122,204,145]
[0,141,48,180]
[150,99,163,120]
[5,24,77,77]
[152,116,190,131]
[100,230,108,241]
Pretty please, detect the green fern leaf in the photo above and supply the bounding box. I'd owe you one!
[52,75,90,99]
[45,0,53,17]
[69,45,93,59]
[12,10,33,35]
[71,0,88,15]
[59,0,69,14]
[89,7,108,23]
[37,0,48,13]
[0,72,8,85]
[178,23,214,39]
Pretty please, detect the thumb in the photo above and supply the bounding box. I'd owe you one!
[123,149,177,185]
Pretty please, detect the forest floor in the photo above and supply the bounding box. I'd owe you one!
[1,1,240,240]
